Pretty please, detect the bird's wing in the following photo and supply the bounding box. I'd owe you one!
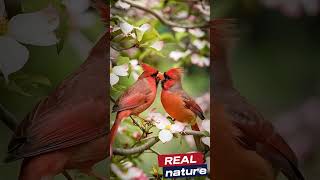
[181,92,205,120]
[112,79,151,113]
[6,97,107,162]
[5,30,109,162]
[223,94,304,180]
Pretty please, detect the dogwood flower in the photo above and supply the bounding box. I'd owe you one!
[110,64,129,86]
[129,59,141,80]
[191,54,210,67]
[115,0,131,10]
[63,0,95,59]
[169,49,191,61]
[111,163,148,180]
[136,23,150,33]
[192,39,208,50]
[120,21,134,35]
[0,5,59,81]
[148,112,187,143]
[201,120,210,146]
[188,28,205,38]
[150,41,164,51]
[63,0,95,29]
[172,27,186,32]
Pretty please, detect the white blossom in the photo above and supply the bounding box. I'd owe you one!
[192,39,208,50]
[115,0,131,10]
[169,49,191,61]
[0,6,59,81]
[191,54,210,67]
[188,28,205,38]
[110,64,129,86]
[201,120,210,146]
[172,27,186,32]
[111,163,148,180]
[150,41,164,51]
[120,21,134,35]
[148,112,186,143]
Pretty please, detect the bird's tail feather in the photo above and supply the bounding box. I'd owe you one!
[109,111,131,156]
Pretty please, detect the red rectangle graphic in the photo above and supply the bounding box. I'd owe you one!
[158,152,204,167]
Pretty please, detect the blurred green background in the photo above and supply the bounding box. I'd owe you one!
[214,0,320,180]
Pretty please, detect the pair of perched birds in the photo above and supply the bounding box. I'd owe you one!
[110,63,206,153]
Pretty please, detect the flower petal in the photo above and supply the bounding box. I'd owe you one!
[112,64,129,76]
[63,0,90,14]
[201,119,210,133]
[169,51,186,61]
[130,59,139,67]
[110,73,119,86]
[150,41,164,51]
[188,28,205,38]
[159,129,173,143]
[201,137,210,147]
[0,36,29,81]
[172,27,186,32]
[171,121,187,133]
[120,21,134,35]
[74,12,95,28]
[8,6,59,46]
[192,39,207,50]
[115,0,131,10]
[138,23,150,33]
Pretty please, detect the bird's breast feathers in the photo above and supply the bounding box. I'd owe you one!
[161,90,196,123]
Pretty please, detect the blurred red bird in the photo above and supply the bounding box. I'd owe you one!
[211,19,305,180]
[4,30,109,180]
[110,63,160,154]
[160,68,205,150]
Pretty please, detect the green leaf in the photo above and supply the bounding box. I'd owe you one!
[5,81,32,96]
[175,32,188,42]
[117,56,130,65]
[160,33,175,42]
[21,0,51,12]
[55,4,69,54]
[136,29,144,42]
[140,28,159,44]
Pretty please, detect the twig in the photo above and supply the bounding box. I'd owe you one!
[0,104,17,131]
[130,116,146,135]
[111,43,136,51]
[122,0,208,29]
[149,148,161,155]
[113,130,208,155]
[110,96,116,103]
[62,171,73,180]
[113,137,159,155]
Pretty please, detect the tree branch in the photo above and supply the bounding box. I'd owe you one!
[113,130,208,155]
[122,0,208,29]
[0,104,17,131]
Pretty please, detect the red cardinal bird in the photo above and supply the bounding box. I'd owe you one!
[211,19,305,180]
[110,63,160,154]
[160,68,205,150]
[4,30,109,180]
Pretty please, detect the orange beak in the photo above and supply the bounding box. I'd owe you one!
[157,72,164,81]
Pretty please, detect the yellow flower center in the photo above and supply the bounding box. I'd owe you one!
[165,124,171,130]
[0,16,8,36]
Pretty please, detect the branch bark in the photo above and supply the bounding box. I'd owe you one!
[113,130,208,156]
[122,0,209,29]
[0,104,17,131]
